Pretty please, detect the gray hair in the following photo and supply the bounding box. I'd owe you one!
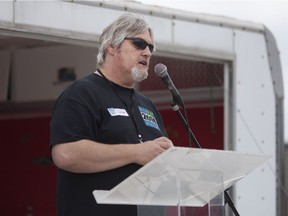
[96,13,154,68]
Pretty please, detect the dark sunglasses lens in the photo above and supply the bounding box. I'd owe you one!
[133,38,154,52]
[148,45,154,53]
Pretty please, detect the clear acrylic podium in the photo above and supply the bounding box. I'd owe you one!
[93,147,270,216]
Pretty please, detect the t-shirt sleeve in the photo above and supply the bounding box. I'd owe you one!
[50,98,98,146]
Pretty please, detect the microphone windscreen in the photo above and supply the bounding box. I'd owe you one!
[154,63,167,77]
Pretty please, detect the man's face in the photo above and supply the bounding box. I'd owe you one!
[114,31,153,85]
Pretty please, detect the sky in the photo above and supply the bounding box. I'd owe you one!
[139,0,288,143]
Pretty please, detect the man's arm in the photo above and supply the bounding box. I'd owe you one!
[51,137,173,173]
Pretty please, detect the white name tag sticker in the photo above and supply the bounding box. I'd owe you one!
[107,108,129,117]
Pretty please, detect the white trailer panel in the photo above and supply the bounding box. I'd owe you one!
[173,20,234,58]
[0,1,13,22]
[233,30,276,216]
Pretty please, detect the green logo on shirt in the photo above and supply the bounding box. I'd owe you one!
[138,106,160,130]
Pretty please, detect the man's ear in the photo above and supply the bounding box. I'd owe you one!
[107,45,116,55]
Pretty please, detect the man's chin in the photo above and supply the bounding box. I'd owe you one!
[132,68,148,82]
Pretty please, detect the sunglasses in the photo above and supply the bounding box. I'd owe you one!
[125,37,154,53]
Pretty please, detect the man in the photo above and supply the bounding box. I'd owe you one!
[50,13,173,216]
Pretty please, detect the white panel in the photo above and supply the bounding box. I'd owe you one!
[14,1,173,47]
[0,50,10,101]
[233,30,276,216]
[173,20,234,55]
[11,45,97,101]
[0,1,13,22]
[145,16,172,46]
[14,1,123,35]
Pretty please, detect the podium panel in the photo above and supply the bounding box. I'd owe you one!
[137,205,225,216]
[136,169,225,216]
[93,147,270,216]
[137,190,225,216]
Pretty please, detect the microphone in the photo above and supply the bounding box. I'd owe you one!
[154,63,184,108]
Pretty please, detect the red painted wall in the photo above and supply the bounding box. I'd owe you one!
[0,117,56,216]
[160,106,224,150]
[0,105,223,215]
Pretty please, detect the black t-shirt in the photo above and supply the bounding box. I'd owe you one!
[50,73,167,216]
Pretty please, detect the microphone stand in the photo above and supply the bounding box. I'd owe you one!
[170,102,240,216]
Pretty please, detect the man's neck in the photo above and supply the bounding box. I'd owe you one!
[98,67,135,89]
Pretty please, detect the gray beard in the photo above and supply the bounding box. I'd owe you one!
[131,66,148,83]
